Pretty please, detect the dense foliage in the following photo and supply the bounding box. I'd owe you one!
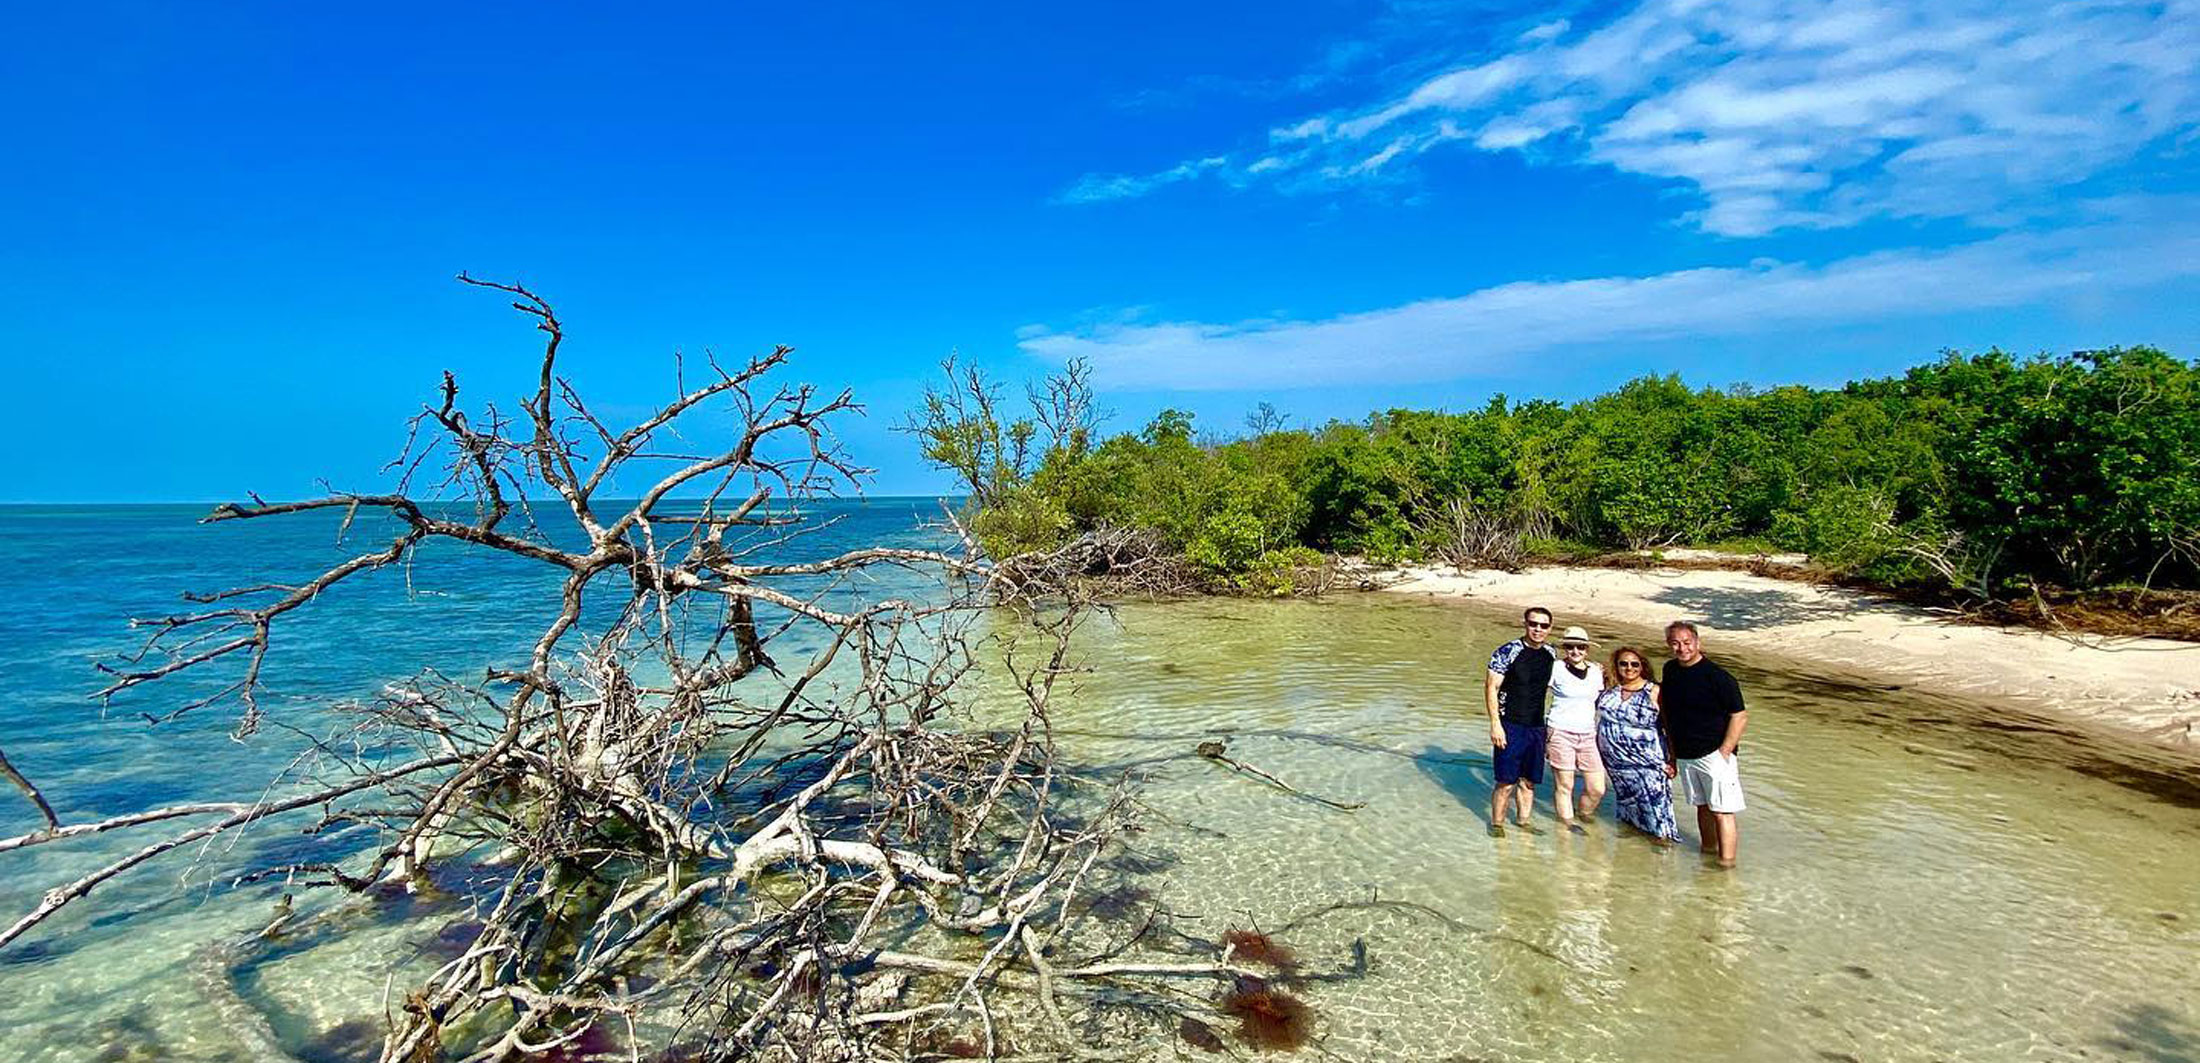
[911,347,2200,597]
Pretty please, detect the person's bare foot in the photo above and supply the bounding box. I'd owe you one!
[1514,820,1545,835]
[1488,823,1506,838]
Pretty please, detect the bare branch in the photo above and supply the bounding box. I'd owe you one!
[0,744,59,835]
[8,280,1362,1062]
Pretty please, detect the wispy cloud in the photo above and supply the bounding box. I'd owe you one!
[1055,157,1229,204]
[1102,1,1538,113]
[1019,197,2200,389]
[1070,0,2200,234]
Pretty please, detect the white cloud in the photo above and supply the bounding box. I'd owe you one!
[1337,56,1529,140]
[1518,19,1569,44]
[1018,198,2200,389]
[1056,156,1229,204]
[1094,0,2200,234]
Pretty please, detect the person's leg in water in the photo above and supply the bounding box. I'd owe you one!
[1490,722,1519,836]
[1710,811,1738,867]
[1580,770,1608,820]
[1513,779,1541,831]
[1696,804,1718,854]
[1548,729,1578,827]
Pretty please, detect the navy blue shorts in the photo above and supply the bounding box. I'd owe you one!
[1494,722,1547,786]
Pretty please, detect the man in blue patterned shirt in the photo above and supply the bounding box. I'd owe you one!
[1484,606,1558,836]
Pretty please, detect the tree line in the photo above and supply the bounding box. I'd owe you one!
[908,346,2200,599]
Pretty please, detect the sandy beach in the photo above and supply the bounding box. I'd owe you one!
[1367,560,2200,757]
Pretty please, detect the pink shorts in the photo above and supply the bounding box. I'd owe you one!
[1545,728,1604,773]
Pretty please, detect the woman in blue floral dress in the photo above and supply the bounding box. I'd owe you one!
[1595,646,1679,844]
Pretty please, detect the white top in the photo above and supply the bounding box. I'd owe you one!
[1546,661,1604,733]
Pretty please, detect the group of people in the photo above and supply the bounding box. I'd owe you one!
[1481,607,1749,866]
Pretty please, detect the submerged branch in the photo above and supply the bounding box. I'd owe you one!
[1195,739,1365,812]
[0,753,465,949]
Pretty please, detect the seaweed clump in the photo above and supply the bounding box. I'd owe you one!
[1075,882,1156,922]
[528,1023,623,1061]
[912,1031,1013,1059]
[1179,1017,1227,1053]
[1223,926,1299,975]
[1219,974,1314,1050]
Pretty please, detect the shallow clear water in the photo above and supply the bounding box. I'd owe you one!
[1042,597,2200,1062]
[0,501,954,1062]
[1,507,2196,1062]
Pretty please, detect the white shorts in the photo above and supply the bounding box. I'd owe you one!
[1678,752,1745,813]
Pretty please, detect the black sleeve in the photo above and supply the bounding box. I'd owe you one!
[1719,668,1745,716]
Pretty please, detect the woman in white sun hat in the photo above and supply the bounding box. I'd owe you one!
[1544,626,1606,833]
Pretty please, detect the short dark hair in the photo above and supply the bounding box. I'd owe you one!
[1664,620,1700,639]
[1524,606,1553,623]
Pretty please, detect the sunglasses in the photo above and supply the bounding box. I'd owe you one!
[1616,660,1644,669]
[1525,621,1552,630]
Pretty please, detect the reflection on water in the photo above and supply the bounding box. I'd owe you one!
[3,570,2198,1060]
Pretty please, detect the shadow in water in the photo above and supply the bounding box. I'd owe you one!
[296,1017,380,1063]
[2102,1003,2200,1063]
[1414,744,1494,813]
[84,1004,166,1062]
[0,934,80,969]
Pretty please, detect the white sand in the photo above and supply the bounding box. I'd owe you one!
[1366,562,2200,754]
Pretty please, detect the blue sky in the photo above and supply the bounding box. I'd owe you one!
[4,0,2197,501]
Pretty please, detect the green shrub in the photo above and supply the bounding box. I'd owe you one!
[969,483,1072,558]
[1772,485,1896,575]
[1236,546,1331,596]
[913,347,2200,597]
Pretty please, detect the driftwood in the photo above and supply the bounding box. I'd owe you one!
[1194,740,1365,812]
[0,744,58,835]
[0,277,1342,1062]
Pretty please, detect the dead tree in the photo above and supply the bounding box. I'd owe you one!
[0,277,1279,1062]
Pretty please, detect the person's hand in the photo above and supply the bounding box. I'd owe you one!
[1663,761,1677,778]
[1490,723,1507,749]
[1719,745,1737,760]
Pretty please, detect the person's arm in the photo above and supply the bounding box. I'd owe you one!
[1717,672,1748,758]
[1484,668,1506,749]
[1652,684,1676,777]
[1719,711,1749,759]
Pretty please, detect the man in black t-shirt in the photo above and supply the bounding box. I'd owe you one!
[1661,620,1748,867]
[1482,606,1557,837]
